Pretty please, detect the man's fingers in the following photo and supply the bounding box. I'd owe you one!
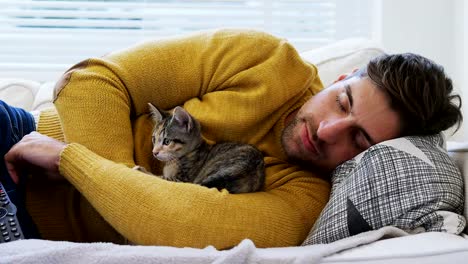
[5,159,20,184]
[5,131,67,183]
[4,141,25,184]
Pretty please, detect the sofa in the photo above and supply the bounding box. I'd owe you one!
[0,38,467,263]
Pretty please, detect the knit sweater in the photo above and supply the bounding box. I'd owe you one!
[31,29,330,249]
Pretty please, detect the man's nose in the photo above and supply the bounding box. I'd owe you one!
[316,118,352,144]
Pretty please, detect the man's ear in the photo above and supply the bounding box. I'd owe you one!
[172,106,193,131]
[333,68,360,83]
[333,74,348,83]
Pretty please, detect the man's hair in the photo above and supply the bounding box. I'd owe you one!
[361,53,463,136]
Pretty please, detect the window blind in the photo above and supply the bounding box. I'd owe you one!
[0,0,375,81]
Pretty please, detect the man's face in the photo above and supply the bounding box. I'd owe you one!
[281,75,401,173]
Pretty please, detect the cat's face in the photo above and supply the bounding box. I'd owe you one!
[148,103,202,162]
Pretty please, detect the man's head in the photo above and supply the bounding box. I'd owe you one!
[282,53,463,173]
[366,53,462,136]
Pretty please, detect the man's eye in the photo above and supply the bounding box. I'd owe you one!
[335,95,346,112]
[162,138,171,145]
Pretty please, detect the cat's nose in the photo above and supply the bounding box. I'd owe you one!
[152,152,159,158]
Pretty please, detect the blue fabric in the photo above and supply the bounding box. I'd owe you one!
[0,100,35,189]
[0,100,40,239]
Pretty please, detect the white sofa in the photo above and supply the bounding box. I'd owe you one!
[1,39,467,263]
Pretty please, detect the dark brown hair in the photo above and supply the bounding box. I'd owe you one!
[362,53,463,136]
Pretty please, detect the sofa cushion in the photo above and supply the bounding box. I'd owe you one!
[302,134,466,245]
[324,231,468,264]
[300,38,385,86]
[32,81,56,110]
[0,78,41,111]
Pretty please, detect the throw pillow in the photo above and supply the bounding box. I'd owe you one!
[302,134,466,245]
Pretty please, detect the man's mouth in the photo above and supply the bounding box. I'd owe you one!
[301,123,320,157]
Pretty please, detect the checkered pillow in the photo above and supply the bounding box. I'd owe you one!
[302,134,466,245]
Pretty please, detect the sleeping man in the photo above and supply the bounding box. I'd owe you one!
[1,29,463,248]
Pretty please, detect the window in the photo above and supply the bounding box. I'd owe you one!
[0,0,376,81]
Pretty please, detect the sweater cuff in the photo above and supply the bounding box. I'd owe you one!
[37,107,64,142]
[58,143,103,192]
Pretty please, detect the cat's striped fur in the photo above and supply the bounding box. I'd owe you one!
[148,103,265,194]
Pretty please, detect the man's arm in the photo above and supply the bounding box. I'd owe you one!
[6,132,330,248]
[60,143,330,248]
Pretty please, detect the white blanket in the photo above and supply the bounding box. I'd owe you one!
[0,227,409,264]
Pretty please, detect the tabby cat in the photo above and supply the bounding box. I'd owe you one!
[145,103,265,194]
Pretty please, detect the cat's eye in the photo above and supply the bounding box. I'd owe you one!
[162,138,171,145]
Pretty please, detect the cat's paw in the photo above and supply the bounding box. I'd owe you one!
[132,165,153,175]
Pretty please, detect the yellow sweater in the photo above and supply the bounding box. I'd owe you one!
[29,29,330,249]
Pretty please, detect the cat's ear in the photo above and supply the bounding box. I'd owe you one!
[148,103,163,123]
[172,106,193,131]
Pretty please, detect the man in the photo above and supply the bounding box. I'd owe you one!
[2,29,462,249]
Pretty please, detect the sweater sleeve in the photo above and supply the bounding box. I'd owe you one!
[59,143,330,248]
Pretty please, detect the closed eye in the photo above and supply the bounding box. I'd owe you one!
[335,95,346,112]
[343,84,374,150]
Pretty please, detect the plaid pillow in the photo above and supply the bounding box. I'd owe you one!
[302,134,466,245]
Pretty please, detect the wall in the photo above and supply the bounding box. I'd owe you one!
[378,0,467,141]
[460,0,468,141]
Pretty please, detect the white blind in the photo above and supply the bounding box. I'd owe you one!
[0,0,375,81]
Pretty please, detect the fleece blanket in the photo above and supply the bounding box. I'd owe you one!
[0,226,409,264]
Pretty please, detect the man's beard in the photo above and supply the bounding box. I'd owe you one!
[281,116,316,171]
[281,115,330,174]
[281,115,297,157]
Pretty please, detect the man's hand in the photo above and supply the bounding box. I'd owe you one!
[4,131,67,184]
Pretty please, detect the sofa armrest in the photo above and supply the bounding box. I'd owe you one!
[448,141,468,231]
